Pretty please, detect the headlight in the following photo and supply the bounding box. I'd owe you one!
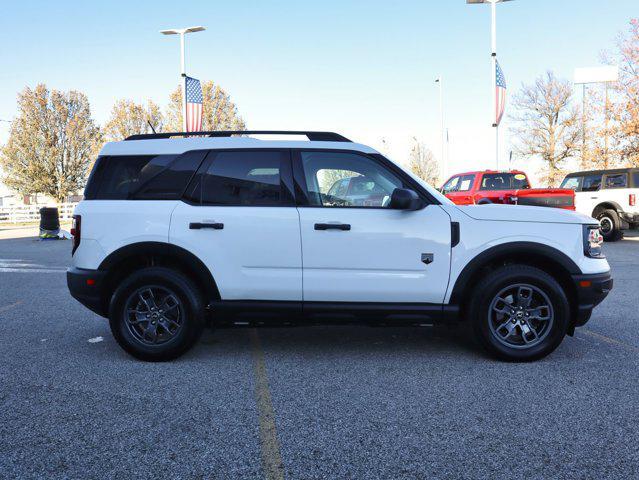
[583,224,604,258]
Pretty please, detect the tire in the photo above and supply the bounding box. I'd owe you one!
[468,265,569,362]
[108,267,205,361]
[596,209,623,242]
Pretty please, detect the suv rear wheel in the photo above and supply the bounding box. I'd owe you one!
[108,267,205,361]
[469,265,569,362]
[596,209,623,242]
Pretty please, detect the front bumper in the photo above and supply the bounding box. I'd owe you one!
[67,267,108,317]
[571,271,613,327]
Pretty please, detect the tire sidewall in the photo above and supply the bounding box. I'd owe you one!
[109,267,204,361]
[472,267,569,362]
[597,209,622,242]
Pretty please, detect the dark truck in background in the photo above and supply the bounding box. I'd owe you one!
[441,170,576,210]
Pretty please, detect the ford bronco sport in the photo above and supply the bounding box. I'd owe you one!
[67,131,612,362]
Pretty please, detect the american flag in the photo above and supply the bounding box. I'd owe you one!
[495,60,507,127]
[184,76,203,132]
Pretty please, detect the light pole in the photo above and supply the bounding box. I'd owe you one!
[160,26,206,132]
[467,0,512,170]
[435,76,445,181]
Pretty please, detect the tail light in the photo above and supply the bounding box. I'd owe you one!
[71,215,81,255]
[630,194,636,206]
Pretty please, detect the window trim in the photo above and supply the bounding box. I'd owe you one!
[181,148,296,207]
[291,149,438,209]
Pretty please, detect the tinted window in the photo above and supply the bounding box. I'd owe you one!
[633,172,639,188]
[480,173,530,191]
[134,150,207,200]
[604,173,628,189]
[87,154,177,200]
[560,176,581,191]
[301,151,403,207]
[442,176,460,194]
[582,174,602,192]
[201,151,284,205]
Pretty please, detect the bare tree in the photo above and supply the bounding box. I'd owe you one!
[408,138,440,186]
[165,80,246,131]
[510,72,580,186]
[0,84,99,202]
[103,99,164,141]
[608,19,639,167]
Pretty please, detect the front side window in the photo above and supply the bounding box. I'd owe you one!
[300,151,403,207]
[604,173,628,189]
[201,150,285,206]
[560,176,581,191]
[582,174,602,192]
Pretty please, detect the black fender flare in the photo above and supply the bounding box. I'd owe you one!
[99,241,220,301]
[448,241,580,305]
[592,201,623,217]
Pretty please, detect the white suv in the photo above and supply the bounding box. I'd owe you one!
[561,168,639,241]
[67,131,612,362]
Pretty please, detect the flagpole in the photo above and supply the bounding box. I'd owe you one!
[490,0,498,170]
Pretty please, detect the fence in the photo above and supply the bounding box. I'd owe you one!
[0,202,78,224]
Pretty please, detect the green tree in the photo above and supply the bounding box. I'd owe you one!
[165,80,246,131]
[0,84,99,202]
[103,99,164,141]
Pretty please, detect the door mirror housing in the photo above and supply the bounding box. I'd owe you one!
[389,188,423,211]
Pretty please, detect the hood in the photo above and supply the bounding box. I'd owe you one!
[457,204,596,224]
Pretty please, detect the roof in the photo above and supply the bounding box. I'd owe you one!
[447,169,526,178]
[564,167,639,177]
[99,136,379,157]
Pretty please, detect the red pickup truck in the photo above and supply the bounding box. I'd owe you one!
[441,170,575,210]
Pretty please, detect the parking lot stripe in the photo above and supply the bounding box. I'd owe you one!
[0,300,23,313]
[249,328,285,480]
[582,329,639,353]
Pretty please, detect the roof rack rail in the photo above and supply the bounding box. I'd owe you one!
[124,130,352,142]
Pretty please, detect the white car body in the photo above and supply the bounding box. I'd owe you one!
[72,135,609,305]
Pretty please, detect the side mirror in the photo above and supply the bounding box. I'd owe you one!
[389,188,423,211]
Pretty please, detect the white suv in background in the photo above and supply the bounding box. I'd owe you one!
[67,131,612,362]
[561,168,639,241]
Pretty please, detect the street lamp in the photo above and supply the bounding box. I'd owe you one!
[467,0,513,169]
[160,26,206,131]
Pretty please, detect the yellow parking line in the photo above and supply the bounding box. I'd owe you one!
[249,328,285,480]
[582,329,639,353]
[0,300,23,313]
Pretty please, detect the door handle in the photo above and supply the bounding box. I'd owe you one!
[314,223,351,231]
[189,222,224,230]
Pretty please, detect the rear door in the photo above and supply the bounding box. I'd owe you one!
[169,149,303,301]
[580,173,604,217]
[293,149,451,304]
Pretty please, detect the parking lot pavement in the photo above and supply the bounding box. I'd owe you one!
[0,235,638,479]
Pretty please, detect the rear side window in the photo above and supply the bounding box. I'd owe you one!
[582,174,602,192]
[200,150,287,206]
[85,153,205,200]
[480,173,530,190]
[633,172,639,188]
[604,173,628,189]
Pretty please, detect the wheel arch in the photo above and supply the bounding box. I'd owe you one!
[592,201,622,217]
[98,242,220,311]
[449,242,580,325]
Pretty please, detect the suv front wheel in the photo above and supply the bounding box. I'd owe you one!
[108,267,205,361]
[469,265,569,362]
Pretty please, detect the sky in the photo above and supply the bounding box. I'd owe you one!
[0,0,637,185]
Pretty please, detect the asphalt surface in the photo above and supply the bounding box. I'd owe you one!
[0,233,638,479]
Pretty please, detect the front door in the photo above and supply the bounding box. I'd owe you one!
[169,149,302,301]
[294,150,451,304]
